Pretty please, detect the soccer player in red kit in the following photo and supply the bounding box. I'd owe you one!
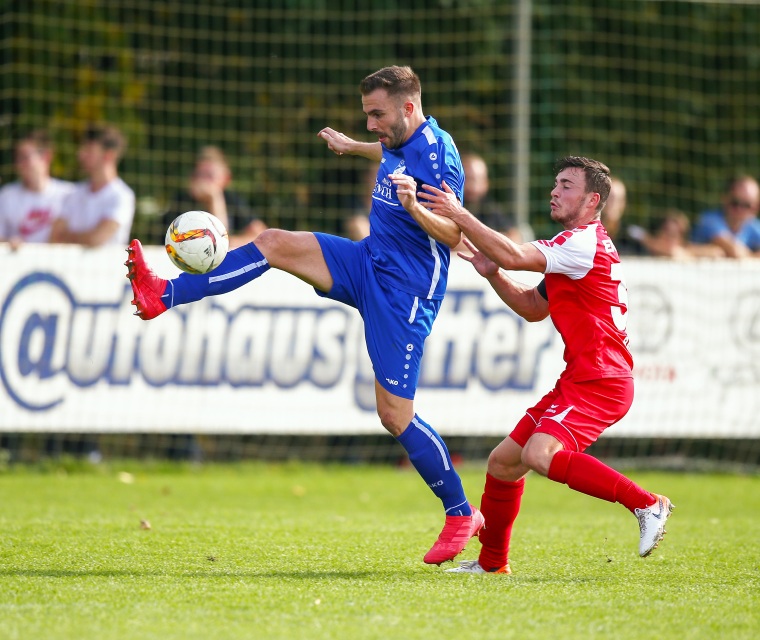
[419,156,673,574]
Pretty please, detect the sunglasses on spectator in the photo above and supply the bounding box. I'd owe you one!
[728,198,755,209]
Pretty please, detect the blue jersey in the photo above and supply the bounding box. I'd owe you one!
[366,116,464,300]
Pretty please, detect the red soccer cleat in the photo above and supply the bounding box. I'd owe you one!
[125,239,169,320]
[423,505,485,565]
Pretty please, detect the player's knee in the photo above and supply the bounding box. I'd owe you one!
[377,408,406,437]
[254,228,290,263]
[486,448,523,481]
[520,442,552,477]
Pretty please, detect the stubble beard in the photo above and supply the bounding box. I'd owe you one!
[382,116,408,150]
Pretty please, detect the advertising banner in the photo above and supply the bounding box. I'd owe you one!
[1,245,758,437]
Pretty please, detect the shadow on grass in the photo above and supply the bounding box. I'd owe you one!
[0,568,403,580]
[0,568,615,586]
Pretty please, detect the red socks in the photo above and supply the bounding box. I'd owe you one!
[476,452,654,571]
[477,474,525,572]
[547,449,654,512]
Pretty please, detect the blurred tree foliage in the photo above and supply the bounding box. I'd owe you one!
[1,0,758,241]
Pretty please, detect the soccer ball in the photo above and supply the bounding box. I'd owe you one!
[165,210,229,274]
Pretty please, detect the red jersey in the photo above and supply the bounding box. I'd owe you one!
[532,221,633,382]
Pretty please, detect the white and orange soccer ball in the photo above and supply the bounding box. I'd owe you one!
[165,210,229,274]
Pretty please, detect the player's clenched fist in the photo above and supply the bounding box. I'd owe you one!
[317,128,354,155]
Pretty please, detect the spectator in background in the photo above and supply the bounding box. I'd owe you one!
[159,146,266,248]
[50,124,135,247]
[600,176,645,256]
[342,163,375,241]
[454,153,532,252]
[627,210,724,259]
[691,175,760,258]
[0,130,75,249]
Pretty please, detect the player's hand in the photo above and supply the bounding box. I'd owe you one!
[318,128,355,156]
[458,237,500,278]
[389,173,419,212]
[418,181,464,221]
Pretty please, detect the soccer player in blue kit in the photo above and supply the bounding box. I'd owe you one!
[126,66,484,565]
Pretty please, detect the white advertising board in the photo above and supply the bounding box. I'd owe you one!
[1,244,758,437]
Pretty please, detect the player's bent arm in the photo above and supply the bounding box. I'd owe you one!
[390,173,462,248]
[456,208,546,272]
[407,201,462,248]
[348,141,383,162]
[420,182,545,271]
[486,271,550,322]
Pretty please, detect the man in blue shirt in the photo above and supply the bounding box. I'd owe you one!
[692,175,760,258]
[126,66,483,565]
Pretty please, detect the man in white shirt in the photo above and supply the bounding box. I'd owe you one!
[0,130,75,248]
[50,124,135,247]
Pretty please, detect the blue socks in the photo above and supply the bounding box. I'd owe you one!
[396,414,471,516]
[163,242,270,308]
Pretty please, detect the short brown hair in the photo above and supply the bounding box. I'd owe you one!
[196,145,229,169]
[359,66,421,103]
[83,124,127,158]
[554,156,611,212]
[17,129,53,153]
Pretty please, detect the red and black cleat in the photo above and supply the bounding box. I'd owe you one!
[125,239,169,320]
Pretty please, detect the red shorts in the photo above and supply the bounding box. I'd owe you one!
[509,377,634,453]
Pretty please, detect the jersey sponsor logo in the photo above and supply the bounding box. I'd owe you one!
[372,176,394,203]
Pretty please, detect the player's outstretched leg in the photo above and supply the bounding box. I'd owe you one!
[547,449,674,557]
[126,239,270,320]
[396,414,484,565]
[125,239,169,320]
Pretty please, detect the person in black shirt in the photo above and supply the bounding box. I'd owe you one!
[159,146,266,248]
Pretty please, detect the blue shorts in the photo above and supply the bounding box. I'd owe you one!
[314,233,441,399]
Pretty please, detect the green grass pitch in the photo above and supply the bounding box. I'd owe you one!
[1,463,758,640]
